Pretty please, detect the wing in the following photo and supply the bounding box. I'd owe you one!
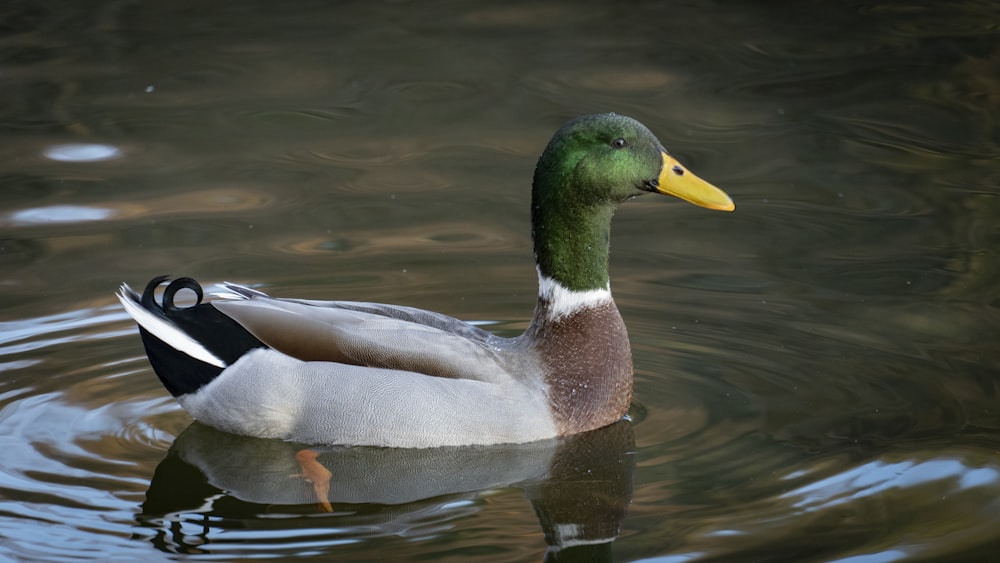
[212,294,518,384]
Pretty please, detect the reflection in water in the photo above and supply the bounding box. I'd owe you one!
[139,421,635,560]
[42,143,122,162]
[3,205,115,226]
[783,457,1000,513]
[622,426,1000,562]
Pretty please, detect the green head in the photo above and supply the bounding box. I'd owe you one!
[531,113,734,292]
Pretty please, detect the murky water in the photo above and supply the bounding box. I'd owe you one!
[1,0,998,561]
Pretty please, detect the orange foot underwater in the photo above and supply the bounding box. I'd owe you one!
[294,449,333,513]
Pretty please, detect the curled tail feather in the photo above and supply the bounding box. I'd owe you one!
[118,277,266,396]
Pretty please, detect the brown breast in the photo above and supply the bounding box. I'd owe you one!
[524,299,633,435]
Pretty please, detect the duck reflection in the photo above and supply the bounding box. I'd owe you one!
[139,419,635,561]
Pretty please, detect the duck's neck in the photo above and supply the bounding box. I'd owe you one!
[531,191,615,294]
[533,269,612,322]
[525,198,632,434]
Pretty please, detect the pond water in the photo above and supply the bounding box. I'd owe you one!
[1,0,998,561]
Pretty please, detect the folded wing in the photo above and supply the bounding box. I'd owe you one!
[212,290,522,384]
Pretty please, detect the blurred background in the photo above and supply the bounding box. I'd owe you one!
[0,1,998,561]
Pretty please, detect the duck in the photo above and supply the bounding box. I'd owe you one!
[117,113,734,448]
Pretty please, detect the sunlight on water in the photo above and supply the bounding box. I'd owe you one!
[785,457,1000,511]
[4,205,116,225]
[42,143,122,162]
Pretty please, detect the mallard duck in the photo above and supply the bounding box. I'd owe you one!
[118,113,734,448]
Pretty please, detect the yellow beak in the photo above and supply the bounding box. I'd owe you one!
[654,152,735,212]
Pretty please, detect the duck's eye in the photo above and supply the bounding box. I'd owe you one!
[611,138,627,149]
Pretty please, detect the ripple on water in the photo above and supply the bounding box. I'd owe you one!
[819,93,997,159]
[520,65,683,116]
[232,106,365,130]
[384,79,485,104]
[0,388,175,538]
[0,301,191,559]
[266,220,515,258]
[0,186,279,232]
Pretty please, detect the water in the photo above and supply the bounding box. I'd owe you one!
[1,0,998,561]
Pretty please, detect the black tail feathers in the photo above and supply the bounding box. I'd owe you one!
[134,276,267,397]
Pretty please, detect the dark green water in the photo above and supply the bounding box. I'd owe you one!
[1,1,998,561]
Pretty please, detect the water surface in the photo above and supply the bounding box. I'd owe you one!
[1,0,998,561]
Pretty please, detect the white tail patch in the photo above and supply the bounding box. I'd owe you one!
[208,281,268,300]
[536,270,612,321]
[117,284,226,368]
